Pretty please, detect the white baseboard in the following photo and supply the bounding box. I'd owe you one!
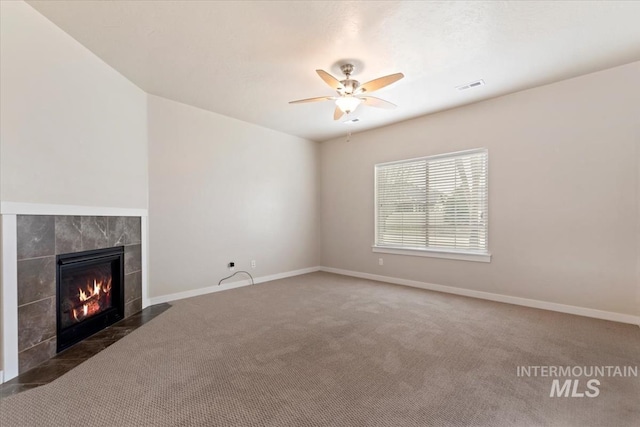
[0,370,4,384]
[319,266,640,326]
[148,266,321,305]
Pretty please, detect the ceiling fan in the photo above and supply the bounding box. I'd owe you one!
[289,64,404,121]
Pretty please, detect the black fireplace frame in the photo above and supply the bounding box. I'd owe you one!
[56,246,125,352]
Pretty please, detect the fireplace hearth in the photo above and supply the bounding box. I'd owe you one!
[56,247,125,352]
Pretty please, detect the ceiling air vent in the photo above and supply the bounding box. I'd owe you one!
[456,79,485,91]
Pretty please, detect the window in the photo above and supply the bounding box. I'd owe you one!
[374,148,490,262]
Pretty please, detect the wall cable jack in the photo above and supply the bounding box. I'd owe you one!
[218,270,255,286]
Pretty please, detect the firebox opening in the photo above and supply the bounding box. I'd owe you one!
[56,246,125,352]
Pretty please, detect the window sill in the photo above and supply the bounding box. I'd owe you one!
[372,246,491,263]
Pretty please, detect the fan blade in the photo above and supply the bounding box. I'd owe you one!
[289,96,335,104]
[360,96,397,109]
[355,72,404,94]
[317,70,344,91]
[333,106,344,121]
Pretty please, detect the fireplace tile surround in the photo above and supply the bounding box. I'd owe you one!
[15,215,143,373]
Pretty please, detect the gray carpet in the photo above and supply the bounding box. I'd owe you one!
[1,272,639,426]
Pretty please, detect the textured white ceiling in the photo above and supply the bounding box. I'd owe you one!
[26,1,640,142]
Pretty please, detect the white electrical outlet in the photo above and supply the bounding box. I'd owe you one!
[251,260,256,268]
[379,258,384,266]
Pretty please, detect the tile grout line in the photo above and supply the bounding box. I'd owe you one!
[16,254,55,262]
[18,243,142,262]
[17,295,55,308]
[18,335,56,354]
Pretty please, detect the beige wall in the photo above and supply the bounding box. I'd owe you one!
[0,1,148,208]
[147,95,320,298]
[321,61,640,316]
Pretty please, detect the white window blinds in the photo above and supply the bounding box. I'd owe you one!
[375,149,488,254]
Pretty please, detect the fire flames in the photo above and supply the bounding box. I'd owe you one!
[72,278,112,322]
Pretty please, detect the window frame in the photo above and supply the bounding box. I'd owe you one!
[373,148,491,263]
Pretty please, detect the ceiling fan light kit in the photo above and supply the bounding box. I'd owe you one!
[289,63,404,121]
[335,96,362,114]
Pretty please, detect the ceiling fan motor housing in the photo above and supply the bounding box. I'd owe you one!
[338,79,360,95]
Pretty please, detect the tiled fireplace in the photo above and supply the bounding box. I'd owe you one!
[15,215,143,373]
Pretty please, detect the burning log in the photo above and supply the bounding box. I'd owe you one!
[70,278,112,323]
